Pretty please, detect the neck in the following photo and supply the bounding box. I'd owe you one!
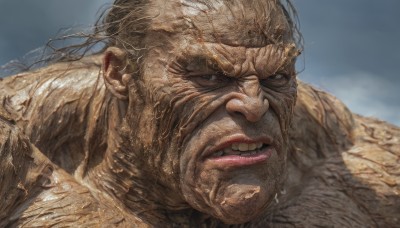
[85,109,219,225]
[88,139,221,225]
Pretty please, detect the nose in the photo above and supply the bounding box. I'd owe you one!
[225,79,269,122]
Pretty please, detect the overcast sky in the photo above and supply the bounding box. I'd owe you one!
[0,0,399,126]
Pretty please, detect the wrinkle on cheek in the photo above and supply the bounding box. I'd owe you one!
[146,49,225,140]
[262,86,296,138]
[176,99,218,144]
[147,81,225,184]
[163,77,226,137]
[198,170,220,204]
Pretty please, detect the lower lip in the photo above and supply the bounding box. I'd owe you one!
[206,148,274,168]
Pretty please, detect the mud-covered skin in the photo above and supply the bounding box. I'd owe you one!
[113,1,298,223]
[1,59,399,227]
[0,98,141,227]
[0,59,143,227]
[1,0,400,226]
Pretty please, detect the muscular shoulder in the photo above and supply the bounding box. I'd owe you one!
[289,81,355,169]
[0,55,111,174]
[0,55,105,126]
[6,167,143,227]
[269,83,400,227]
[341,116,400,226]
[0,108,145,227]
[0,110,40,223]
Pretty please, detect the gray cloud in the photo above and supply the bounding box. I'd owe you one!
[294,0,400,126]
[0,0,110,64]
[295,0,400,77]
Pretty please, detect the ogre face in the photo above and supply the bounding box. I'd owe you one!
[130,0,298,224]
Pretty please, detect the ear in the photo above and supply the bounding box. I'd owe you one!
[102,47,132,100]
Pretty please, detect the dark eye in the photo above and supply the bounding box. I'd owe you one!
[191,72,232,87]
[200,74,220,81]
[260,74,291,88]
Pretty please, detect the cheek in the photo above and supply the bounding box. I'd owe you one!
[264,84,297,135]
[132,78,223,185]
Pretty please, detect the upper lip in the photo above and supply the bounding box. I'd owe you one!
[203,134,274,158]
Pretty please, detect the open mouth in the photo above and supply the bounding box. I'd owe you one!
[206,140,274,167]
[211,142,270,157]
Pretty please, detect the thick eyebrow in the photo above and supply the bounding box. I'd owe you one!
[172,43,299,77]
[176,54,224,73]
[253,43,299,77]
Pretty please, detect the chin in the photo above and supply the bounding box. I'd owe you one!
[210,181,273,224]
[181,161,284,224]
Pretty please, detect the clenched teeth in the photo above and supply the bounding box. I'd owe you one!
[212,143,266,157]
[232,142,263,152]
[214,151,224,157]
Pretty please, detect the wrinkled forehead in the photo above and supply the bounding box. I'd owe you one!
[148,0,292,47]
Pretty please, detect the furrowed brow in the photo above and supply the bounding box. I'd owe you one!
[177,54,224,73]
